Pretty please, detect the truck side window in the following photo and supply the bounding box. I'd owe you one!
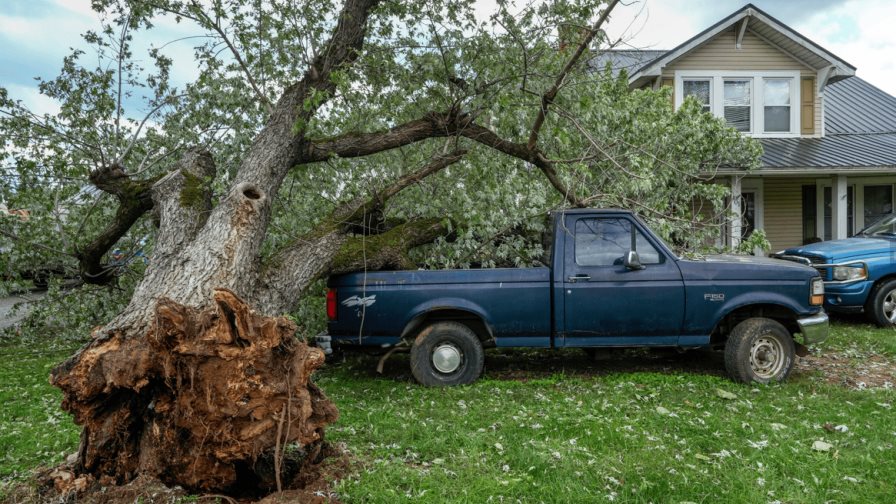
[574,218,661,267]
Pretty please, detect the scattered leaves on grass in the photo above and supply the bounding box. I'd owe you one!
[812,441,833,452]
[715,389,737,400]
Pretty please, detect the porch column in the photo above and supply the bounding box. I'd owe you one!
[832,174,848,240]
[730,176,742,248]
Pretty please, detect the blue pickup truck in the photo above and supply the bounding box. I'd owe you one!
[776,213,896,326]
[321,209,828,386]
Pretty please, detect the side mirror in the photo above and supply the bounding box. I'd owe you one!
[624,250,645,270]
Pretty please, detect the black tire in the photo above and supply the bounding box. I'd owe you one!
[410,321,484,386]
[724,317,795,384]
[866,278,896,327]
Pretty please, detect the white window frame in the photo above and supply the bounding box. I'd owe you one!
[674,70,801,137]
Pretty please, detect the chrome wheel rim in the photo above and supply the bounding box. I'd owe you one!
[884,290,896,323]
[432,343,462,373]
[750,336,785,380]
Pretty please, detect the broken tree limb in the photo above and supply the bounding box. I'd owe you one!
[330,217,451,275]
[76,164,158,284]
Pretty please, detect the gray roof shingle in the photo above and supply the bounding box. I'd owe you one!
[590,50,666,77]
[759,134,896,169]
[825,77,896,135]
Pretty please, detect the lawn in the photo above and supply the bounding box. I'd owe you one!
[1,320,894,503]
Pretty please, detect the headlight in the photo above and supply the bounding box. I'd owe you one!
[810,277,824,306]
[832,265,867,282]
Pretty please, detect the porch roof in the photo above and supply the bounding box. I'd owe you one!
[758,133,896,170]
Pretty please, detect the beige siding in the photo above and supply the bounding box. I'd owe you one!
[662,28,821,137]
[662,28,814,73]
[762,177,815,251]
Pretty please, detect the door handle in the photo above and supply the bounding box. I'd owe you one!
[568,274,591,282]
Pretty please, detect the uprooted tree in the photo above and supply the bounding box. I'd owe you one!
[0,0,761,495]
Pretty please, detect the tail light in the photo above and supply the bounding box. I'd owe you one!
[326,288,337,320]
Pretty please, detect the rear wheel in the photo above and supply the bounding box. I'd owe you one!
[410,321,484,386]
[866,278,896,327]
[724,318,795,384]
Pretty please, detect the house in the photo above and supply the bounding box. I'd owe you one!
[598,3,896,252]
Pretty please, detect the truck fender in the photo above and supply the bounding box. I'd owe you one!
[400,298,495,342]
[709,294,803,335]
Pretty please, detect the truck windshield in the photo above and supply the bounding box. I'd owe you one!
[860,213,896,237]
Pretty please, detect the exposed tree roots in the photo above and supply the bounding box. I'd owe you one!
[49,289,338,496]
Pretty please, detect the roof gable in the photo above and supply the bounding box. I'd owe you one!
[628,3,855,88]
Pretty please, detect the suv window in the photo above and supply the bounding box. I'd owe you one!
[574,218,661,266]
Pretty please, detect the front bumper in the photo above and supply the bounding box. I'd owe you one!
[797,311,829,344]
[823,279,873,310]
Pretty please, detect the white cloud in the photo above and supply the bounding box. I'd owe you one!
[795,0,896,95]
[5,84,61,116]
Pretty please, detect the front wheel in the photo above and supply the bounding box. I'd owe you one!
[866,279,896,327]
[410,321,484,386]
[724,318,795,384]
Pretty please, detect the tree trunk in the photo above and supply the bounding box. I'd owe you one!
[49,138,460,496]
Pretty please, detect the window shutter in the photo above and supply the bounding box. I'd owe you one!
[801,78,815,135]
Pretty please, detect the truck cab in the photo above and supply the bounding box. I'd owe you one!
[322,209,828,386]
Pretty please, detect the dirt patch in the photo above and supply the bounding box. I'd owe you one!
[372,347,895,389]
[795,352,896,389]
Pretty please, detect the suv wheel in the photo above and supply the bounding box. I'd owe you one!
[866,278,896,327]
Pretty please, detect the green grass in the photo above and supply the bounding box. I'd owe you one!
[0,347,79,483]
[322,355,895,503]
[818,316,896,357]
[1,323,895,503]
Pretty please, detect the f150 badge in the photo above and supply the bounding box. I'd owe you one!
[704,293,725,302]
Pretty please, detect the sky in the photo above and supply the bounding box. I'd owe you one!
[1,0,894,116]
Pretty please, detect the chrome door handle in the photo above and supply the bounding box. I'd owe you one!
[568,274,591,282]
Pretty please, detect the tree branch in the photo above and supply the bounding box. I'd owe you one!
[188,0,274,114]
[76,181,155,284]
[329,218,450,275]
[527,0,620,150]
[457,124,584,207]
[255,149,465,313]
[302,111,467,162]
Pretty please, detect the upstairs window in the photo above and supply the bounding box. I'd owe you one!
[763,79,791,132]
[724,79,752,132]
[675,72,800,137]
[682,79,711,113]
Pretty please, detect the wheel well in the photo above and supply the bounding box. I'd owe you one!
[711,304,800,346]
[869,274,896,299]
[401,309,494,346]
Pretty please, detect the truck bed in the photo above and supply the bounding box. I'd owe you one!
[328,267,552,347]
